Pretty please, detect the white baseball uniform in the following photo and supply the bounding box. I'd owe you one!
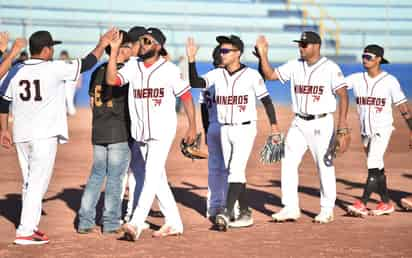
[116,56,190,232]
[202,66,269,184]
[274,57,347,211]
[345,71,407,169]
[0,58,81,237]
[199,85,228,217]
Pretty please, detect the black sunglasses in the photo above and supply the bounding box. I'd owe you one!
[362,53,376,61]
[139,37,159,46]
[219,48,238,54]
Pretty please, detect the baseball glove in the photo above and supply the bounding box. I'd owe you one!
[259,133,285,164]
[180,133,208,160]
[323,128,351,167]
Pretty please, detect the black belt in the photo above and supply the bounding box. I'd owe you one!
[223,121,251,126]
[296,113,327,121]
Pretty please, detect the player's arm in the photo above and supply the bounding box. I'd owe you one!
[0,98,12,149]
[0,35,26,79]
[335,86,350,152]
[186,37,206,88]
[181,91,197,144]
[397,102,412,149]
[260,95,280,135]
[105,31,123,86]
[79,28,117,73]
[200,103,209,142]
[255,36,279,81]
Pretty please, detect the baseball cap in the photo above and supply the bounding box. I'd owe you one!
[29,31,62,51]
[216,35,244,54]
[127,26,146,43]
[105,30,131,55]
[293,31,322,44]
[364,44,389,64]
[144,27,168,56]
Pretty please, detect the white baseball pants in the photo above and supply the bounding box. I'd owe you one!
[128,138,183,232]
[362,128,393,169]
[220,122,257,184]
[281,114,336,211]
[15,137,58,237]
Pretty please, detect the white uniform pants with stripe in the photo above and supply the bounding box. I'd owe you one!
[362,128,393,169]
[221,122,257,183]
[128,138,183,232]
[281,114,336,211]
[206,122,229,216]
[15,137,58,237]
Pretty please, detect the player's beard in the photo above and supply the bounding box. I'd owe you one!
[139,49,157,60]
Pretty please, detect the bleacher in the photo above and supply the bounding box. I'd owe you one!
[0,0,411,63]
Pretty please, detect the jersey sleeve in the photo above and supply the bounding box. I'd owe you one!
[52,59,82,82]
[344,73,356,90]
[171,65,191,97]
[274,60,295,84]
[252,70,269,100]
[389,77,407,106]
[201,69,220,88]
[330,63,347,92]
[117,59,136,85]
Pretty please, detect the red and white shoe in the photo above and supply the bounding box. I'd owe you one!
[347,200,368,218]
[152,225,182,238]
[14,233,49,245]
[400,197,412,210]
[370,202,395,216]
[34,230,49,241]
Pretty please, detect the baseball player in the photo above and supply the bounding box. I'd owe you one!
[105,27,197,241]
[187,35,281,231]
[77,30,133,234]
[255,31,350,223]
[199,46,228,220]
[0,29,116,245]
[60,50,81,116]
[346,44,411,217]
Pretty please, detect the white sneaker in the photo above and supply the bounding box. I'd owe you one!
[271,207,301,222]
[313,210,334,224]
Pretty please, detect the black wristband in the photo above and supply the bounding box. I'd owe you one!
[0,98,11,113]
[261,95,277,124]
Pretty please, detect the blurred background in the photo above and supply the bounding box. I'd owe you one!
[1,0,411,106]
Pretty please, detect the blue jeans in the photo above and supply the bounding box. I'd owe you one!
[78,142,130,232]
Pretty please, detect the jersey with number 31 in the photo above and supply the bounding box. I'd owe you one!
[0,59,81,143]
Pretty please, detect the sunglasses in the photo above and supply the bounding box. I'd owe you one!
[139,37,159,46]
[219,48,238,54]
[298,42,309,49]
[362,53,376,61]
[120,44,132,49]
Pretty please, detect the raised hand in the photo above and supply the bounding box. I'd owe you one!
[255,35,269,57]
[0,32,9,53]
[186,37,199,62]
[109,29,123,49]
[10,38,27,54]
[99,27,117,48]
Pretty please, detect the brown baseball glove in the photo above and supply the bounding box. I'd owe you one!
[180,133,208,160]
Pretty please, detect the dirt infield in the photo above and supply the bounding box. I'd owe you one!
[0,106,411,258]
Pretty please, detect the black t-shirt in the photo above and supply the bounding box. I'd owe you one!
[89,62,130,145]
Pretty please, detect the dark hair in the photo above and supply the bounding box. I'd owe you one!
[29,44,45,55]
[60,50,69,57]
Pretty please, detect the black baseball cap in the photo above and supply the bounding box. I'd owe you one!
[29,31,62,53]
[293,31,322,44]
[127,26,146,43]
[216,35,244,54]
[364,44,389,64]
[144,27,168,56]
[105,30,131,55]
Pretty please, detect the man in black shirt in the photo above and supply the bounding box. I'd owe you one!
[77,30,134,234]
